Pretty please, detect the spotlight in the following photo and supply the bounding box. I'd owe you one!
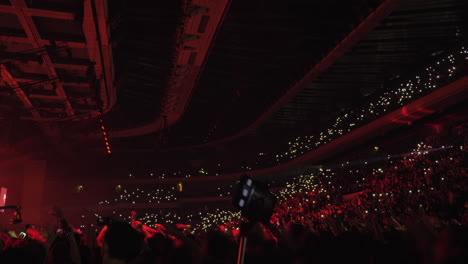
[233,174,277,224]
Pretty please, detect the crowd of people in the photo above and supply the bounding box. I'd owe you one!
[271,140,466,231]
[243,46,467,169]
[1,124,466,263]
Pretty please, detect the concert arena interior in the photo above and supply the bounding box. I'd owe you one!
[0,0,467,263]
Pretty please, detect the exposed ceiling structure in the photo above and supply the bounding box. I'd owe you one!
[0,0,466,165]
[0,0,114,123]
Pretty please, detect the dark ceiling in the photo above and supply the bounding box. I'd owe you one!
[109,0,466,154]
[0,0,466,165]
[269,0,466,130]
[167,0,377,144]
[110,0,385,150]
[105,0,184,130]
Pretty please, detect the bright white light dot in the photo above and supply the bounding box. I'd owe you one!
[246,179,252,187]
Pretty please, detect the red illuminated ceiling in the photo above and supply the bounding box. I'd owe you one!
[0,0,114,121]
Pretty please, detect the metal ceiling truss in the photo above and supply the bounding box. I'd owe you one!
[0,0,114,121]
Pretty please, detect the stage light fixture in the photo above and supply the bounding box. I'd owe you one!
[233,174,277,224]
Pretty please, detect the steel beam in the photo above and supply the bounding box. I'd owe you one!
[14,77,89,87]
[0,36,86,49]
[0,4,74,20]
[53,63,89,71]
[82,0,114,114]
[9,0,74,116]
[0,64,41,119]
